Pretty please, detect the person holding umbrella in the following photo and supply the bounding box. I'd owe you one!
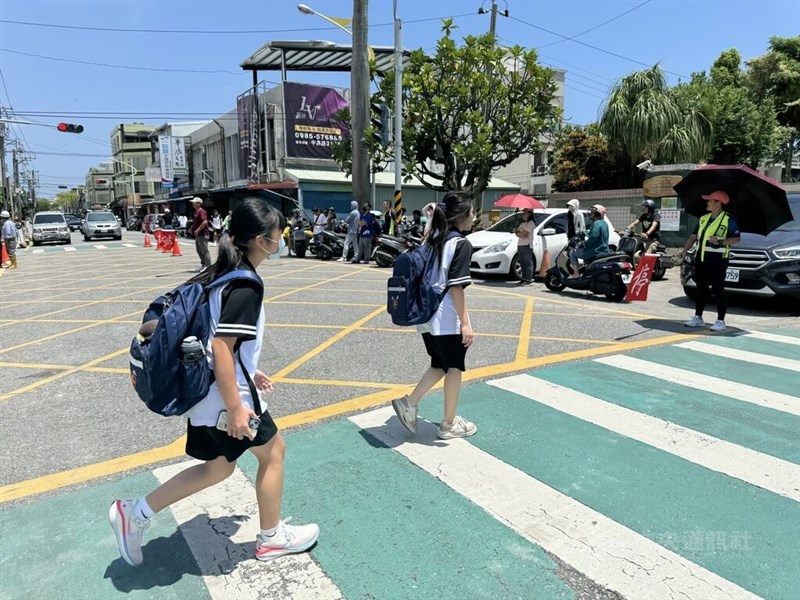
[515,207,535,285]
[680,191,740,332]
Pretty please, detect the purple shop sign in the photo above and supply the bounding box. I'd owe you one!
[283,82,350,160]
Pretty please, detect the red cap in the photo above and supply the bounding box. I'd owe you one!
[701,190,730,205]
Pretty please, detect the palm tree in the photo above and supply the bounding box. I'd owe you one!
[600,65,711,185]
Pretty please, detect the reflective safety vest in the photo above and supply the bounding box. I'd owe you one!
[697,211,731,261]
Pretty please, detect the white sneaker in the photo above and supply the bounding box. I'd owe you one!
[255,518,320,561]
[710,320,726,332]
[391,395,418,434]
[336,257,345,262]
[684,315,706,328]
[438,416,477,440]
[109,499,151,566]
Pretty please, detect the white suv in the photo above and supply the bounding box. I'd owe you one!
[31,212,71,246]
[82,211,122,241]
[468,209,620,280]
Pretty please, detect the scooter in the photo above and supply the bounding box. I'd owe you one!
[617,231,675,280]
[544,236,633,302]
[290,226,309,258]
[316,229,355,261]
[372,233,422,268]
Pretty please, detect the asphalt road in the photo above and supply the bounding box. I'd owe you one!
[1,232,797,500]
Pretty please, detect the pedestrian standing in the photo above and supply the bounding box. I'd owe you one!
[190,197,211,270]
[1,211,18,269]
[311,208,327,247]
[382,200,397,236]
[339,200,360,262]
[391,192,477,440]
[353,203,374,264]
[109,198,319,567]
[566,199,585,240]
[211,209,222,246]
[515,207,535,285]
[681,190,740,332]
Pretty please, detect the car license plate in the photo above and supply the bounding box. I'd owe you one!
[725,268,740,283]
[622,274,632,284]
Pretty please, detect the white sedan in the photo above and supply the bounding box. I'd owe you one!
[468,209,620,280]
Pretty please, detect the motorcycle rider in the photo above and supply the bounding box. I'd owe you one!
[569,205,609,278]
[625,199,661,258]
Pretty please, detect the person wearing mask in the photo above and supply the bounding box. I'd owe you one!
[514,208,535,285]
[382,200,397,236]
[353,203,374,264]
[680,190,740,332]
[339,201,360,262]
[626,199,662,258]
[569,205,609,278]
[1,211,18,269]
[566,199,585,240]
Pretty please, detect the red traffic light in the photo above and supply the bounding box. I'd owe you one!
[95,179,108,185]
[57,122,84,134]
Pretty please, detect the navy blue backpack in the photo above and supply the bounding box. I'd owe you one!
[387,231,459,326]
[129,269,263,416]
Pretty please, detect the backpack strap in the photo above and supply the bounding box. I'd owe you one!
[207,268,265,416]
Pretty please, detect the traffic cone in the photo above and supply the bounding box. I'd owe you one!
[144,233,151,248]
[538,240,551,279]
[1,241,9,267]
[171,237,182,256]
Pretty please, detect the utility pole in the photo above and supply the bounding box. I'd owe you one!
[489,0,498,39]
[0,121,7,210]
[392,0,403,223]
[12,147,20,217]
[351,0,370,208]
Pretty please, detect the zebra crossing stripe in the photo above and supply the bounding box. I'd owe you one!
[677,341,800,373]
[153,461,343,600]
[745,331,800,347]
[122,243,137,248]
[489,374,800,502]
[595,355,800,417]
[32,249,44,254]
[93,245,108,249]
[64,246,77,252]
[349,407,759,600]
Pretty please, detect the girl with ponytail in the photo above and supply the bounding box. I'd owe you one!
[392,191,479,440]
[110,198,320,568]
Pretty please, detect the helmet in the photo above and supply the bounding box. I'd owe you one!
[591,204,606,217]
[640,199,656,211]
[328,207,335,213]
[0,210,9,219]
[566,199,580,211]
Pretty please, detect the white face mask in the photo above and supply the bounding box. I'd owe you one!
[264,235,285,260]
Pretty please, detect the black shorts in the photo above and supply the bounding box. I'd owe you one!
[186,410,278,463]
[422,332,468,373]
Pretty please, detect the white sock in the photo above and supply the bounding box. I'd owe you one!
[261,523,280,538]
[133,497,155,521]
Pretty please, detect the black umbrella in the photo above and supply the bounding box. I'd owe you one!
[672,164,792,235]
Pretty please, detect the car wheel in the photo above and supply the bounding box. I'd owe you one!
[63,238,71,245]
[83,235,91,242]
[544,271,566,291]
[113,235,122,241]
[510,255,522,280]
[682,286,697,300]
[32,240,40,247]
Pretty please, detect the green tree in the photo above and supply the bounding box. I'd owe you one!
[551,125,625,192]
[600,65,711,186]
[331,21,560,198]
[747,36,800,181]
[35,199,55,212]
[53,190,80,214]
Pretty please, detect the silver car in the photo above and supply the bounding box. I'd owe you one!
[82,211,122,241]
[31,211,71,246]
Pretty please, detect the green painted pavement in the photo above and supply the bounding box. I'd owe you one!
[633,345,800,396]
[0,472,209,600]
[238,421,577,600]
[696,334,800,361]
[416,383,800,600]
[534,360,800,464]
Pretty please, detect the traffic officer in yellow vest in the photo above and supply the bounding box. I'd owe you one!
[680,190,741,332]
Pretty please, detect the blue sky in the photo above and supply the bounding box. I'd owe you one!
[1,0,798,196]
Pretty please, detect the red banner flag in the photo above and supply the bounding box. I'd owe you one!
[624,254,658,302]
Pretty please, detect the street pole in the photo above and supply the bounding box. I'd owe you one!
[489,0,498,39]
[392,0,403,223]
[12,147,20,217]
[351,0,370,208]
[0,122,7,210]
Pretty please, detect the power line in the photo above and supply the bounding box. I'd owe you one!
[536,0,652,50]
[508,15,688,79]
[0,69,35,157]
[1,49,243,75]
[0,13,476,35]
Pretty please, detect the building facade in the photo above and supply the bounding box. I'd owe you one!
[110,123,157,223]
[84,163,114,208]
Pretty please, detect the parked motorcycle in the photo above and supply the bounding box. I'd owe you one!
[544,236,633,302]
[290,226,310,258]
[316,230,355,261]
[616,231,675,280]
[372,233,422,268]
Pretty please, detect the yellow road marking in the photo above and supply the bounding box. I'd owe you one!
[516,297,535,361]
[0,361,129,374]
[0,311,140,354]
[0,332,695,503]
[272,306,385,379]
[274,377,406,390]
[480,285,652,318]
[0,347,130,402]
[265,267,369,304]
[0,319,140,325]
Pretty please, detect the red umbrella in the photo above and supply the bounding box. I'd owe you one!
[493,194,545,210]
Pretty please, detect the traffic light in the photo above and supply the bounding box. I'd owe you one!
[95,179,109,185]
[57,123,84,134]
[370,102,391,146]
